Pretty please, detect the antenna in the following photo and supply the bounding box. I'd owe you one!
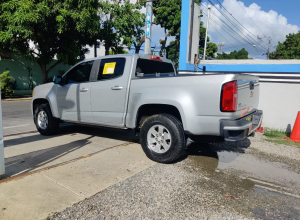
[218,42,225,53]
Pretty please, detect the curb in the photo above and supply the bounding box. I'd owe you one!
[2,97,32,101]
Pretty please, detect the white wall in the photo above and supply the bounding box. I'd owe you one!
[258,82,300,131]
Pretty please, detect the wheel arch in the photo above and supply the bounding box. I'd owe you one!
[32,98,51,115]
[135,104,185,130]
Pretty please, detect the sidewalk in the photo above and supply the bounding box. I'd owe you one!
[2,97,32,102]
[0,125,155,220]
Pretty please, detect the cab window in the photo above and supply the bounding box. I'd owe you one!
[66,60,94,84]
[98,58,126,81]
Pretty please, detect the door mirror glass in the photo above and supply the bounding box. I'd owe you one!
[53,76,62,84]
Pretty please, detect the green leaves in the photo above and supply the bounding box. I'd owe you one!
[0,0,101,83]
[216,48,249,60]
[99,0,145,54]
[270,32,300,59]
[153,0,202,37]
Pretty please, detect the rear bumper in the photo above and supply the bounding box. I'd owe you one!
[220,110,263,142]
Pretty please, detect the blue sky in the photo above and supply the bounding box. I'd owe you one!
[199,0,300,58]
[241,0,300,27]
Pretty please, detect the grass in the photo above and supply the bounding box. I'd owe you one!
[264,138,300,149]
[263,128,290,138]
[263,128,300,149]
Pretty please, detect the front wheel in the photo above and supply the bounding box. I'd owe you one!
[34,104,59,135]
[140,114,186,163]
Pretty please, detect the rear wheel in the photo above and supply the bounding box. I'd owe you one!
[34,104,59,135]
[140,114,186,163]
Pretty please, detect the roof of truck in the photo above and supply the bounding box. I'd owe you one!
[82,54,173,64]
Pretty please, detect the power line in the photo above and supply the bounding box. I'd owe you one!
[202,7,263,55]
[212,0,269,47]
[204,0,268,53]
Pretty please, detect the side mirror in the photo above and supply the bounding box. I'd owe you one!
[53,76,62,85]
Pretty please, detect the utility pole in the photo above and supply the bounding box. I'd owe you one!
[144,1,153,55]
[218,42,225,53]
[267,37,271,59]
[203,5,211,60]
[257,35,271,59]
[0,82,4,176]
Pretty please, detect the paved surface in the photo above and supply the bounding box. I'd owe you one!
[0,102,299,219]
[0,124,299,220]
[49,135,300,220]
[1,100,36,136]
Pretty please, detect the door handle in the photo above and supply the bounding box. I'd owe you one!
[111,86,123,90]
[80,88,89,92]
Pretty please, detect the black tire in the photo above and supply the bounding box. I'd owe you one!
[34,104,59,135]
[140,114,186,163]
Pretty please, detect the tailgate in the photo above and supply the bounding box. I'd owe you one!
[234,74,260,119]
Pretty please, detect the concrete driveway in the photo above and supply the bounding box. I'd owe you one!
[0,101,299,219]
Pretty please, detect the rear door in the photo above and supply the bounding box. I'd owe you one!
[234,74,260,119]
[90,57,132,126]
[56,60,94,122]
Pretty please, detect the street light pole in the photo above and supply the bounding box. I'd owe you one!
[0,81,4,176]
[144,1,153,55]
[203,5,211,60]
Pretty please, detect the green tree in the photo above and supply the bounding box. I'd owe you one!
[153,0,202,56]
[0,71,15,98]
[0,0,100,83]
[167,40,180,70]
[216,48,249,59]
[99,0,144,55]
[109,49,129,55]
[199,21,218,57]
[206,43,218,58]
[270,32,300,59]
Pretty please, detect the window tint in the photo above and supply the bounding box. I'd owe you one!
[98,58,126,80]
[66,60,94,84]
[136,59,175,76]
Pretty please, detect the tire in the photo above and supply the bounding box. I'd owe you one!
[34,104,59,135]
[140,114,186,163]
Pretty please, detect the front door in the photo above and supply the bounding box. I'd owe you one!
[56,60,94,122]
[90,57,131,126]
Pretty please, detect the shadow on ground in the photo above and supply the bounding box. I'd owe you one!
[2,124,139,179]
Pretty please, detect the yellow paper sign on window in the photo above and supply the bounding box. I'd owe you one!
[103,62,116,74]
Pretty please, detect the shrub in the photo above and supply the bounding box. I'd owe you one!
[0,71,15,98]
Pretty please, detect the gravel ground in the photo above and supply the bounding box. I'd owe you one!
[49,134,300,220]
[248,133,300,174]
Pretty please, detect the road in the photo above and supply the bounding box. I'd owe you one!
[1,100,36,136]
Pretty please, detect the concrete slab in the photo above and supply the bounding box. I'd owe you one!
[3,126,134,177]
[43,143,155,197]
[0,172,80,220]
[0,143,155,220]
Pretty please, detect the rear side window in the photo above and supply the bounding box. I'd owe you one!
[98,58,126,80]
[136,59,175,77]
[66,60,94,84]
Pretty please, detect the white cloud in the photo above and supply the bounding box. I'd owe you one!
[201,0,300,58]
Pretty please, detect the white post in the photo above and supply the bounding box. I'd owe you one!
[0,83,4,176]
[203,5,211,60]
[144,1,153,55]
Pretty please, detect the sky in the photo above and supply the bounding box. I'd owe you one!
[200,0,300,58]
[86,0,300,59]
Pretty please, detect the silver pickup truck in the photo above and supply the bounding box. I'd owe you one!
[32,54,263,163]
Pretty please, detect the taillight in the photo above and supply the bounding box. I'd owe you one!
[150,55,163,61]
[221,81,237,112]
